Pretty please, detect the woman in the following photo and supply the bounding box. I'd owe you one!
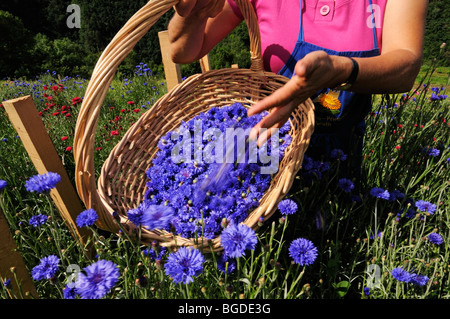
[168,0,427,178]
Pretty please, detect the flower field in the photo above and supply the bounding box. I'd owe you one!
[0,60,449,300]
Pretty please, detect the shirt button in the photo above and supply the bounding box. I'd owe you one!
[320,5,330,16]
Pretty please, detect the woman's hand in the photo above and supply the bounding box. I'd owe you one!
[248,50,352,146]
[175,0,226,19]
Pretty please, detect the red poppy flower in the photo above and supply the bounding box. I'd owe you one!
[72,97,82,105]
[61,136,68,141]
[110,130,119,136]
[65,146,73,152]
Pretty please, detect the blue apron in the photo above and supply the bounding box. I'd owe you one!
[278,0,380,178]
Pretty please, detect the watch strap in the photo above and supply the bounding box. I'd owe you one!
[336,57,359,90]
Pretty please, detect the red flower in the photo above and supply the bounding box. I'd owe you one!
[128,101,135,105]
[61,136,68,141]
[110,130,119,136]
[65,146,73,152]
[52,112,60,116]
[43,85,48,91]
[395,145,401,150]
[72,97,82,105]
[133,109,140,113]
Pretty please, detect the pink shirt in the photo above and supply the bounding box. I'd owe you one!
[227,0,387,73]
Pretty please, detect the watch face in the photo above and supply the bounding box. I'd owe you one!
[337,83,351,91]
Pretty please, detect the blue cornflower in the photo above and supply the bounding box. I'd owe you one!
[369,231,382,240]
[391,267,412,283]
[330,148,347,161]
[404,208,417,219]
[63,284,77,299]
[76,209,98,228]
[427,148,440,157]
[288,238,318,266]
[427,232,443,245]
[3,278,11,288]
[0,180,7,190]
[278,199,298,215]
[363,287,370,296]
[410,273,429,286]
[369,187,390,200]
[338,178,354,193]
[127,206,145,226]
[75,260,120,299]
[140,203,175,230]
[220,223,258,258]
[142,103,290,240]
[415,200,437,214]
[28,214,48,227]
[164,247,204,284]
[389,190,405,202]
[217,254,236,274]
[142,245,167,261]
[31,255,60,281]
[25,172,61,193]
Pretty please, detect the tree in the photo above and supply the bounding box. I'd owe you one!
[424,0,450,66]
[0,10,34,78]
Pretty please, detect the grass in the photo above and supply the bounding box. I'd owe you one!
[0,60,449,300]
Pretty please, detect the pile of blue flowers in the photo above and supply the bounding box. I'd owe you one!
[127,103,292,240]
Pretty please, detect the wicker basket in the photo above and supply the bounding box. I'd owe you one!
[73,0,315,252]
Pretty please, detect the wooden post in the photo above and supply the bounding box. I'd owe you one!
[200,54,211,73]
[0,206,38,299]
[158,30,182,91]
[2,96,93,250]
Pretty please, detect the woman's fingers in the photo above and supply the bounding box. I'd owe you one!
[249,102,298,146]
[248,77,303,117]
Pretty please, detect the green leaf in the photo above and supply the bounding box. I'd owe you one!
[334,281,350,298]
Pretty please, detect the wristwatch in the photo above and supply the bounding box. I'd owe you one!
[335,57,359,91]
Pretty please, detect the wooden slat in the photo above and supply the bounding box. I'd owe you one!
[200,54,211,73]
[2,96,93,251]
[0,206,38,299]
[158,30,182,91]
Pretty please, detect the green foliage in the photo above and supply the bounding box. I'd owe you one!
[210,21,251,70]
[0,59,449,300]
[30,34,95,77]
[424,0,450,67]
[1,0,447,79]
[0,10,34,77]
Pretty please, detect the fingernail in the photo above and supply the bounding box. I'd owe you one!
[249,128,257,141]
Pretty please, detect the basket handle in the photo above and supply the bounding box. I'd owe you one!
[73,0,264,230]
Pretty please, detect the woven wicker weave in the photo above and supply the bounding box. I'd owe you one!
[73,0,315,252]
